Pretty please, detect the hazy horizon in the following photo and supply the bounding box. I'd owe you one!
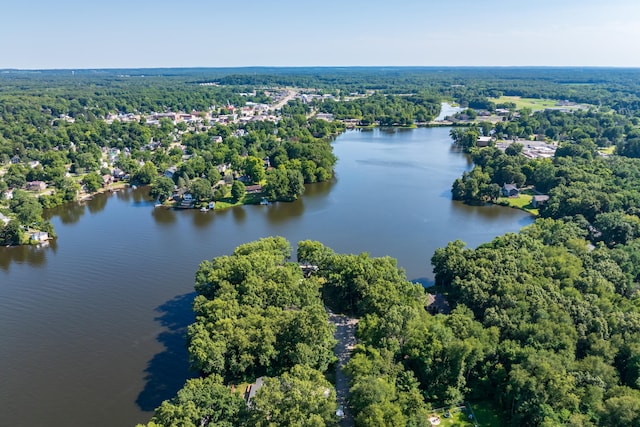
[2,0,639,69]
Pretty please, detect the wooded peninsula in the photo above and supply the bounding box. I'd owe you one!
[3,67,640,426]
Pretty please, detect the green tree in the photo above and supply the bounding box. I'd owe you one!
[0,221,23,246]
[149,176,175,202]
[244,156,266,183]
[247,365,338,427]
[190,178,213,201]
[131,162,157,185]
[231,180,245,202]
[82,172,103,193]
[151,375,244,427]
[9,190,43,225]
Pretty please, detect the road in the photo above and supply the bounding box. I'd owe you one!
[268,89,297,111]
[328,311,358,427]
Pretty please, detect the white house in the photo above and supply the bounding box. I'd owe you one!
[30,231,49,242]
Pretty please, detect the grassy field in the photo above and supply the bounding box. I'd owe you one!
[490,96,577,112]
[598,146,615,155]
[497,190,539,216]
[428,401,504,427]
[471,401,504,427]
[213,192,264,210]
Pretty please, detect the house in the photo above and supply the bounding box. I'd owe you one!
[244,377,264,406]
[28,160,41,169]
[502,183,519,197]
[179,193,194,208]
[245,185,263,194]
[29,231,49,242]
[10,155,21,164]
[212,136,223,143]
[112,168,126,180]
[164,166,178,179]
[532,195,550,208]
[316,113,334,121]
[300,263,318,277]
[102,175,114,187]
[0,213,9,225]
[26,181,47,191]
[4,188,14,200]
[477,136,492,147]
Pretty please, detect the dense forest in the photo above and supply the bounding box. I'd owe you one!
[4,67,640,426]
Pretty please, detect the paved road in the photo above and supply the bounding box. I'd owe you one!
[269,89,297,111]
[328,312,358,427]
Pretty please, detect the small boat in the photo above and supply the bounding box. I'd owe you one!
[200,207,209,212]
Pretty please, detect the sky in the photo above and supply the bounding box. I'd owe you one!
[2,0,639,69]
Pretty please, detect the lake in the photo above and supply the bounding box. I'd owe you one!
[0,127,532,427]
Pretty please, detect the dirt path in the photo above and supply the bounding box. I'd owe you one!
[328,311,358,427]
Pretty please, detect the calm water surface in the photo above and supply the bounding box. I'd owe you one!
[0,127,532,426]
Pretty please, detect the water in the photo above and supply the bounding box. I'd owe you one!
[0,127,531,427]
[435,102,463,121]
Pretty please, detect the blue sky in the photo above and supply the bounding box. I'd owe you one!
[2,0,639,69]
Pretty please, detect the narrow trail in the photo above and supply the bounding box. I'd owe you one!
[328,311,358,427]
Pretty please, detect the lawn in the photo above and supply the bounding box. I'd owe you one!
[213,192,264,210]
[497,191,539,216]
[428,402,504,427]
[490,96,579,112]
[429,405,475,427]
[471,401,504,427]
[598,146,615,155]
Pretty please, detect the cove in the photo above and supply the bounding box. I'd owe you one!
[0,127,532,427]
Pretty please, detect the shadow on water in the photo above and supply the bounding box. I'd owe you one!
[266,199,305,224]
[46,202,87,225]
[136,292,197,412]
[304,179,334,199]
[86,193,109,214]
[151,207,177,225]
[231,206,246,224]
[0,239,57,272]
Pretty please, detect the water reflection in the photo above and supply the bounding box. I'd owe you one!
[87,193,108,214]
[304,180,334,199]
[46,202,87,225]
[450,200,534,221]
[192,210,215,228]
[266,199,304,223]
[0,240,57,272]
[231,206,246,224]
[136,293,197,412]
[151,207,176,226]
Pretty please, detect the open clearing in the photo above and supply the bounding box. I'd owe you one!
[490,96,587,112]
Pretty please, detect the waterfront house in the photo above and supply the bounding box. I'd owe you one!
[477,136,492,147]
[26,181,47,191]
[245,185,263,194]
[29,231,49,242]
[112,168,126,180]
[532,195,550,208]
[180,193,195,208]
[102,175,114,187]
[502,183,519,197]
